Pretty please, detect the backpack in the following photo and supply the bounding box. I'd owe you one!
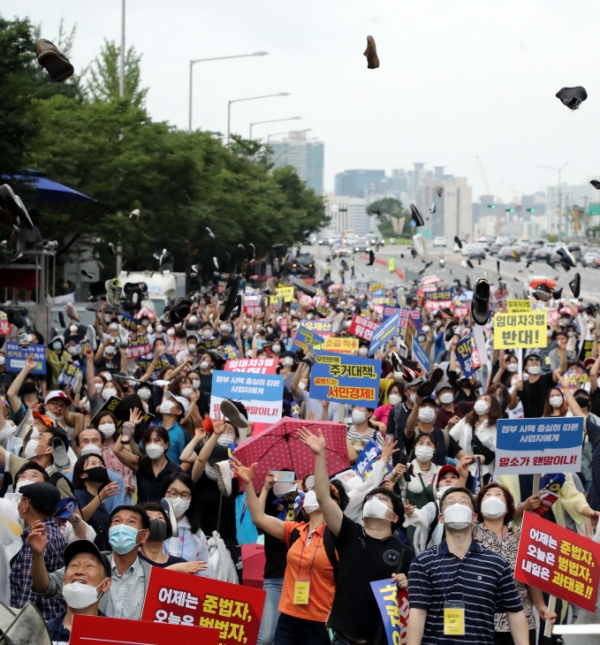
[288,526,338,573]
[49,471,75,497]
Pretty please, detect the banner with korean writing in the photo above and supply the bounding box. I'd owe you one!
[369,312,400,356]
[0,312,11,335]
[210,371,283,424]
[411,337,430,372]
[370,580,409,645]
[142,567,265,645]
[515,513,600,613]
[370,282,384,293]
[382,306,401,322]
[455,335,479,378]
[289,324,325,353]
[352,439,392,481]
[348,314,380,342]
[121,314,152,359]
[225,358,278,374]
[495,417,583,475]
[372,297,397,307]
[507,299,532,313]
[579,340,594,361]
[493,312,547,349]
[275,286,294,302]
[244,296,263,316]
[324,337,359,354]
[310,351,381,407]
[454,302,469,318]
[424,288,453,309]
[5,342,46,374]
[57,361,85,389]
[71,615,219,645]
[301,320,333,335]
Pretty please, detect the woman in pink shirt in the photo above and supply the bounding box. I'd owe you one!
[373,381,403,432]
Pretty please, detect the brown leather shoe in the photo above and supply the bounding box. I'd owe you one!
[35,39,74,82]
[363,36,380,69]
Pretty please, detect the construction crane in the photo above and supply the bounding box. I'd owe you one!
[476,156,501,236]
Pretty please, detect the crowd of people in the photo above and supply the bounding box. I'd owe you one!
[0,255,599,645]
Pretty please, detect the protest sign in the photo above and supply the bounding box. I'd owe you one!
[372,297,397,307]
[578,340,594,361]
[412,337,430,372]
[547,309,559,325]
[5,342,46,375]
[507,299,532,313]
[495,417,583,475]
[310,351,381,407]
[424,288,453,309]
[369,312,400,356]
[221,343,239,360]
[121,314,152,359]
[210,370,283,424]
[244,295,263,316]
[352,439,392,481]
[370,282,384,293]
[453,301,469,318]
[493,312,547,349]
[141,567,265,645]
[348,314,380,342]
[324,336,359,354]
[562,369,589,392]
[454,335,479,378]
[275,286,294,302]
[301,320,333,335]
[225,358,278,374]
[57,361,85,389]
[515,512,600,613]
[382,305,401,322]
[289,323,325,353]
[0,312,11,335]
[70,615,219,645]
[370,580,409,645]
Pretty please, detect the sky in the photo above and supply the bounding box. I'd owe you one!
[4,0,600,203]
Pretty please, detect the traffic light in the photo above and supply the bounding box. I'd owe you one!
[526,208,536,213]
[505,208,515,213]
[487,204,496,209]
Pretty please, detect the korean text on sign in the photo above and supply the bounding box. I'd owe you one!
[323,337,359,354]
[515,513,600,613]
[370,580,409,645]
[348,314,380,342]
[225,358,278,375]
[142,567,266,645]
[507,299,532,313]
[493,312,547,349]
[5,342,46,375]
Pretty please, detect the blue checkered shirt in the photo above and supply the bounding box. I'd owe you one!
[10,518,67,620]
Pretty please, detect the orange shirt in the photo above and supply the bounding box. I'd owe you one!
[279,521,336,622]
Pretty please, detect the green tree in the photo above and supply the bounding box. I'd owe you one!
[366,197,411,236]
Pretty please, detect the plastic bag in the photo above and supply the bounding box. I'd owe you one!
[207,531,239,584]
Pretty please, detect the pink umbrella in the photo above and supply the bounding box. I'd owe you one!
[232,417,350,491]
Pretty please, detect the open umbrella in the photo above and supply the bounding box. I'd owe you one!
[529,276,557,289]
[233,417,349,491]
[241,544,266,589]
[6,169,94,205]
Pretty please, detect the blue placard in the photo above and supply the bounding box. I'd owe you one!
[5,342,46,375]
[368,312,401,356]
[221,341,239,360]
[370,579,405,645]
[496,417,584,475]
[352,439,392,481]
[290,323,325,353]
[57,361,86,389]
[411,337,430,373]
[310,351,381,407]
[425,288,454,302]
[382,306,401,322]
[454,335,476,378]
[301,320,332,334]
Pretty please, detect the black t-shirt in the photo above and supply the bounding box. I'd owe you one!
[195,474,239,541]
[263,489,288,579]
[591,387,600,417]
[328,515,414,644]
[74,488,110,551]
[518,372,555,418]
[97,355,121,375]
[139,552,187,568]
[136,458,180,504]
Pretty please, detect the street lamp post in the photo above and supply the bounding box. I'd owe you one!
[536,163,568,239]
[188,51,268,132]
[249,117,301,140]
[227,93,289,143]
[266,128,312,142]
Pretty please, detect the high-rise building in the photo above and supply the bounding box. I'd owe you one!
[334,169,386,199]
[323,193,375,235]
[417,176,473,240]
[269,131,324,195]
[546,183,596,238]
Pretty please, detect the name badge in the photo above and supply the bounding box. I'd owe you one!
[444,603,465,635]
[293,578,311,605]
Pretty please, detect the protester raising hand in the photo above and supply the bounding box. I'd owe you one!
[297,426,326,455]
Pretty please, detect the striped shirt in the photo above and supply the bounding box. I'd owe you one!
[408,539,523,644]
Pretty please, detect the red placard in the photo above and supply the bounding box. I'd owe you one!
[0,317,11,335]
[515,512,600,612]
[225,357,278,374]
[70,615,219,645]
[243,296,263,316]
[348,314,380,342]
[142,567,266,645]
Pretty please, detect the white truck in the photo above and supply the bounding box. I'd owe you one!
[118,270,187,317]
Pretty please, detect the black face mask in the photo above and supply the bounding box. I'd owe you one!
[575,397,590,409]
[85,467,108,484]
[149,519,167,541]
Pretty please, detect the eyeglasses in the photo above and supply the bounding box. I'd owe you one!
[165,489,191,500]
[441,497,473,508]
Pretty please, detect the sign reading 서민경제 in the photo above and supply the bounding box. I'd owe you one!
[210,370,283,424]
[495,417,583,475]
[493,312,547,349]
[310,351,381,407]
[515,512,600,613]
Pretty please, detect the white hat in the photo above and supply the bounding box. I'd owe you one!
[172,395,190,415]
[45,390,72,405]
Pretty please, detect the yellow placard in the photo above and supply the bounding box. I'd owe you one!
[370,282,384,292]
[323,337,359,354]
[276,287,295,302]
[493,312,547,349]
[507,299,532,313]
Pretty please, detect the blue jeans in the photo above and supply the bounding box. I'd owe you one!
[257,577,284,645]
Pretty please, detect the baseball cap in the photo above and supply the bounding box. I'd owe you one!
[63,539,111,577]
[21,482,60,515]
[45,390,72,405]
[172,395,190,415]
[33,410,53,427]
[434,465,460,489]
[435,380,453,394]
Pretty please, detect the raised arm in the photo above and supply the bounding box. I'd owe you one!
[84,348,97,399]
[191,419,227,482]
[114,422,140,472]
[180,428,205,464]
[6,354,38,414]
[553,336,568,381]
[298,427,343,536]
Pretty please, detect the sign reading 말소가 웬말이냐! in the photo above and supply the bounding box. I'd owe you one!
[210,370,283,424]
[141,567,266,645]
[515,512,600,613]
[310,351,381,407]
[493,312,547,349]
[495,417,583,475]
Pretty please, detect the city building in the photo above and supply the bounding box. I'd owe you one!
[323,193,374,236]
[416,175,473,241]
[268,131,324,195]
[334,169,385,199]
[546,183,597,239]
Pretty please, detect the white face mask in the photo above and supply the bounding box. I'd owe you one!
[0,355,5,366]
[98,423,116,438]
[81,444,102,457]
[220,324,232,334]
[69,325,78,334]
[108,323,118,331]
[474,400,490,416]
[67,346,78,355]
[159,400,175,415]
[358,347,368,357]
[527,365,541,375]
[217,434,236,447]
[169,496,191,518]
[191,380,200,390]
[187,344,197,352]
[363,496,393,522]
[45,409,64,422]
[138,388,151,400]
[146,443,165,460]
[200,361,210,371]
[167,329,175,337]
[418,407,436,424]
[439,392,454,405]
[102,388,117,401]
[549,395,563,409]
[481,496,507,520]
[388,394,401,406]
[352,409,367,425]
[415,445,434,462]
[408,392,417,404]
[94,382,103,393]
[202,329,212,339]
[24,439,40,459]
[442,502,473,530]
[506,363,518,373]
[15,479,34,494]
[281,357,294,367]
[62,580,106,610]
[303,490,319,514]
[181,387,193,398]
[105,347,116,357]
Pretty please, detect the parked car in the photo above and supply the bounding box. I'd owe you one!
[498,246,520,261]
[533,243,558,262]
[291,252,315,277]
[461,245,486,260]
[581,250,600,268]
[475,237,490,251]
[433,236,448,247]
